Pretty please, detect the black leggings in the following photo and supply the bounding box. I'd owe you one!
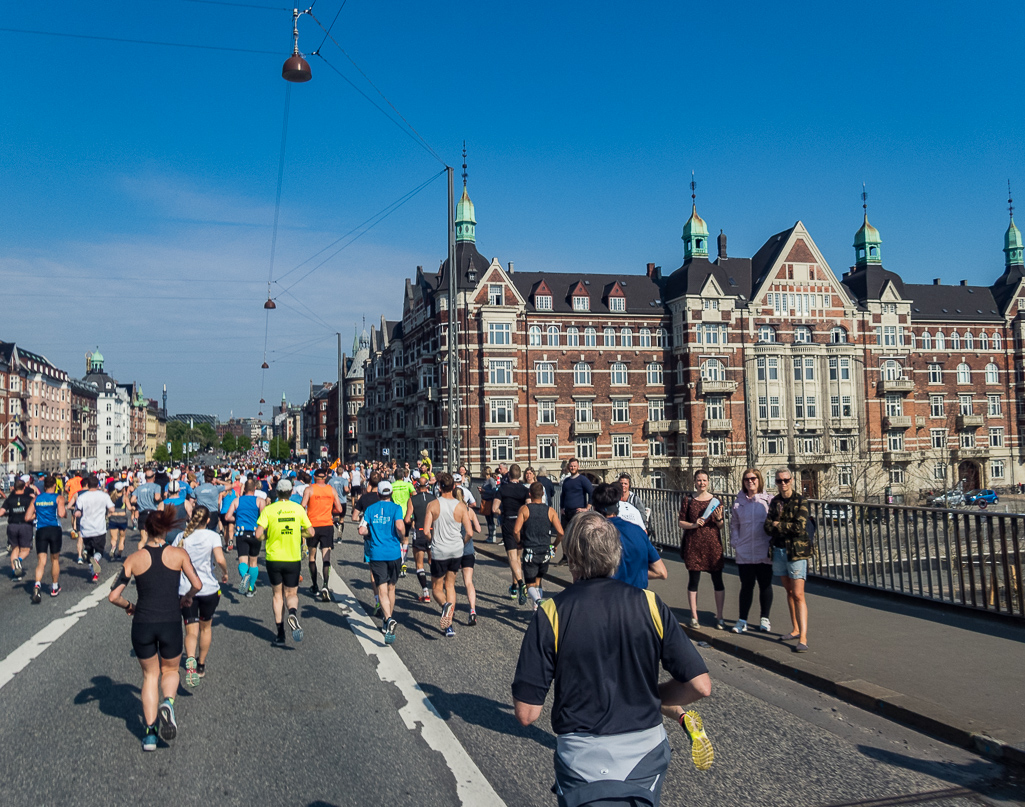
[737,563,774,620]
[687,570,724,593]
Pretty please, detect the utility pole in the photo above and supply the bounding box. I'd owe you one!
[446,165,457,473]
[337,333,344,463]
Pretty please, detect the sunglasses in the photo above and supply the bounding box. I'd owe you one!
[775,477,792,484]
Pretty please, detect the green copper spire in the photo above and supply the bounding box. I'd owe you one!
[854,184,881,267]
[682,172,709,259]
[455,145,475,244]
[1006,183,1023,268]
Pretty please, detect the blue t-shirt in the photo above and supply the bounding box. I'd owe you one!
[235,495,260,531]
[364,500,404,562]
[34,493,61,529]
[220,489,237,514]
[195,482,225,511]
[610,516,660,589]
[180,481,194,500]
[561,474,593,512]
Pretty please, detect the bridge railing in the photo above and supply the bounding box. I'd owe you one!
[622,487,1024,619]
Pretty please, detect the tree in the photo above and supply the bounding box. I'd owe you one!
[268,437,291,461]
[153,445,171,464]
[237,434,252,453]
[166,420,187,443]
[196,422,217,450]
[221,433,237,454]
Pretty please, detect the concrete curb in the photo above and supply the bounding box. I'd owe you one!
[472,539,1025,768]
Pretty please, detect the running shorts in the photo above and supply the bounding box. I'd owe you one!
[206,511,220,530]
[35,526,63,555]
[522,560,550,582]
[131,620,183,660]
[412,528,431,552]
[350,486,363,499]
[308,525,334,550]
[236,531,261,558]
[108,518,128,530]
[430,556,461,577]
[460,554,475,570]
[181,592,220,624]
[501,520,519,551]
[336,503,347,519]
[83,534,105,555]
[369,559,400,587]
[265,560,301,588]
[138,511,157,532]
[6,523,32,549]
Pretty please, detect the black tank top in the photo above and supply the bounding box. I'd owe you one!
[521,503,552,550]
[411,492,436,530]
[134,544,182,623]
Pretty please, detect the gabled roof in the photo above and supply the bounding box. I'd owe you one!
[435,241,493,293]
[663,256,755,302]
[507,272,663,314]
[842,265,907,303]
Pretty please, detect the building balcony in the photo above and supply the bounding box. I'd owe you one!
[645,420,672,436]
[759,418,789,432]
[915,416,927,428]
[667,419,688,434]
[878,378,914,394]
[829,416,859,429]
[956,414,985,429]
[698,379,739,395]
[884,415,913,430]
[952,446,990,459]
[572,419,602,435]
[703,418,732,433]
[793,417,823,431]
[884,450,914,464]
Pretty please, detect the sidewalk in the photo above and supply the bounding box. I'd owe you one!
[475,540,1025,765]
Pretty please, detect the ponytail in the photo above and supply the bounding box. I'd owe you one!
[183,506,209,538]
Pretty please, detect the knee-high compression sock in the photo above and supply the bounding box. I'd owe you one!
[321,564,330,585]
[527,586,542,605]
[238,562,249,580]
[308,561,318,588]
[416,569,428,589]
[247,565,259,588]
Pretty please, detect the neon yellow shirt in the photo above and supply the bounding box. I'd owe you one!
[257,500,312,562]
[391,480,415,512]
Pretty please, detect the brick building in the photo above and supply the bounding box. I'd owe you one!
[69,378,99,469]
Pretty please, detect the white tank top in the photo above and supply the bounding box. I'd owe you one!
[432,497,464,560]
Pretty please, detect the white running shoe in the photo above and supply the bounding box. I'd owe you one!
[732,619,747,634]
[760,617,771,632]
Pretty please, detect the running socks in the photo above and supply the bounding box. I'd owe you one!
[276,621,285,638]
[308,562,318,588]
[247,566,259,589]
[416,569,428,589]
[527,586,542,605]
[321,565,330,585]
[238,562,249,579]
[400,543,409,562]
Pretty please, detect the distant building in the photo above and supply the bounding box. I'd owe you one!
[83,350,131,470]
[0,342,72,474]
[69,378,99,469]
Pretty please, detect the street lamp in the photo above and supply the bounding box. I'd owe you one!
[282,7,314,83]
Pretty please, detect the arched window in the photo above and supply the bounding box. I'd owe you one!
[936,332,945,349]
[573,362,592,385]
[546,326,560,347]
[639,328,652,347]
[965,332,974,350]
[654,328,666,348]
[701,359,725,381]
[794,326,812,343]
[758,325,776,343]
[528,325,541,347]
[922,332,932,349]
[993,333,1002,351]
[603,327,616,347]
[621,328,633,347]
[980,332,989,351]
[646,362,664,384]
[567,326,580,347]
[985,363,999,384]
[610,362,628,385]
[584,327,597,347]
[956,363,971,384]
[830,326,848,344]
[951,332,961,350]
[881,360,902,380]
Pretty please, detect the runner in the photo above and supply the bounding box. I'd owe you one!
[407,476,436,603]
[390,468,416,578]
[256,479,313,647]
[108,508,201,751]
[357,480,405,644]
[423,472,475,638]
[454,484,481,626]
[108,481,130,560]
[131,468,163,550]
[76,476,115,583]
[224,479,262,598]
[352,473,382,615]
[513,481,565,611]
[328,466,349,538]
[494,464,530,604]
[219,482,237,551]
[24,477,65,602]
[349,464,363,500]
[173,506,229,687]
[1,478,35,579]
[301,468,344,602]
[66,472,84,559]
[193,469,228,532]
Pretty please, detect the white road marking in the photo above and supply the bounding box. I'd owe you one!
[0,574,116,692]
[331,579,506,807]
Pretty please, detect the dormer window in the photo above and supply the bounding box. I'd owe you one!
[488,285,504,306]
[609,296,625,312]
[572,295,589,312]
[535,294,552,311]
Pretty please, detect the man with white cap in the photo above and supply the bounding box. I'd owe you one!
[256,478,313,647]
[358,479,405,644]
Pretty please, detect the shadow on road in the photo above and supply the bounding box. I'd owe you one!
[215,611,276,642]
[856,746,1022,801]
[418,682,556,750]
[74,675,143,736]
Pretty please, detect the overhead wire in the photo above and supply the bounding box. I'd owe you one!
[316,0,347,51]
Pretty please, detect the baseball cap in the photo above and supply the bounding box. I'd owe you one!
[276,478,293,492]
[114,481,126,490]
[378,480,393,495]
[453,473,463,483]
[20,474,30,482]
[314,468,328,478]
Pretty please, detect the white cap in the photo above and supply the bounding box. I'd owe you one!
[276,478,293,492]
[453,473,463,483]
[171,469,181,479]
[20,474,31,482]
[115,481,126,490]
[378,480,393,495]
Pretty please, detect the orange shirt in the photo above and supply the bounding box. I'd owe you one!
[67,477,83,500]
[306,483,337,527]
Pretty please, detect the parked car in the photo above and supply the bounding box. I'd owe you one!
[823,501,853,525]
[965,489,999,506]
[930,489,966,508]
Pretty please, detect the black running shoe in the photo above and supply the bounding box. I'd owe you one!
[158,699,177,741]
[517,583,527,606]
[272,634,286,647]
[468,612,477,626]
[31,587,41,604]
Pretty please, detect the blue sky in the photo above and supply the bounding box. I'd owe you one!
[1,1,1023,418]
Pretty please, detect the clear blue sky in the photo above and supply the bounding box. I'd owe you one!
[1,1,1023,418]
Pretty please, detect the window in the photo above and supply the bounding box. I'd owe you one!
[989,427,1004,447]
[922,332,933,349]
[544,326,560,347]
[934,462,947,481]
[885,394,903,417]
[767,358,778,381]
[985,363,999,384]
[795,396,804,418]
[603,327,616,347]
[887,431,904,451]
[538,435,558,460]
[965,332,974,350]
[707,437,725,457]
[703,298,719,310]
[988,394,1002,416]
[612,400,630,423]
[573,362,592,385]
[528,325,541,346]
[956,363,971,384]
[489,360,514,385]
[799,436,820,454]
[936,332,945,349]
[621,328,633,347]
[889,468,905,484]
[930,395,945,418]
[697,324,728,345]
[610,362,628,385]
[489,438,514,462]
[758,325,776,343]
[649,438,666,457]
[960,430,976,448]
[488,285,504,306]
[993,333,1002,350]
[701,359,725,382]
[566,327,579,347]
[573,295,589,312]
[928,364,943,384]
[951,332,961,350]
[980,332,989,350]
[576,436,596,459]
[842,395,852,417]
[793,357,814,381]
[991,459,1006,479]
[538,400,556,424]
[762,435,785,455]
[930,428,947,449]
[838,465,853,487]
[759,396,768,419]
[535,294,552,311]
[882,360,902,381]
[769,396,781,418]
[584,328,597,347]
[639,328,652,347]
[489,398,515,424]
[646,363,664,384]
[706,396,725,419]
[574,400,593,422]
[612,434,631,457]
[828,326,847,344]
[794,326,812,343]
[609,296,626,312]
[648,399,666,421]
[489,322,512,345]
[654,328,667,348]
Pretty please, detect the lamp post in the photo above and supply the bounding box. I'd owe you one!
[282,7,314,83]
[446,166,457,473]
[337,332,344,463]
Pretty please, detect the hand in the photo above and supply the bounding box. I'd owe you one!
[180,595,193,608]
[713,506,724,521]
[695,517,706,527]
[124,602,135,616]
[772,521,780,530]
[221,574,229,584]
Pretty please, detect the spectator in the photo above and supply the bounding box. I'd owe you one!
[678,470,726,629]
[729,468,774,634]
[536,465,556,505]
[614,473,647,532]
[765,467,812,652]
[479,467,500,543]
[592,483,666,589]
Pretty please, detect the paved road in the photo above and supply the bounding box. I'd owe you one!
[0,522,1021,807]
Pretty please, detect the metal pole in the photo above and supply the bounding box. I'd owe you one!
[447,165,457,473]
[337,333,344,463]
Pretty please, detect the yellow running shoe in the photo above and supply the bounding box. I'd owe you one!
[682,710,714,770]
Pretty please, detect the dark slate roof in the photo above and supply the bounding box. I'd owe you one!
[83,370,119,390]
[992,266,1025,310]
[435,241,493,293]
[663,256,754,301]
[0,342,14,366]
[842,265,907,303]
[751,225,797,287]
[386,320,403,342]
[905,283,1003,322]
[507,271,663,314]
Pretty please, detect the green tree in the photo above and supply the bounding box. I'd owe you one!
[237,434,252,453]
[268,437,290,461]
[153,445,171,464]
[170,440,185,460]
[221,433,237,454]
[166,420,187,443]
[196,422,217,450]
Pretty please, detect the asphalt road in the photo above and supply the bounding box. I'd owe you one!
[0,520,1021,807]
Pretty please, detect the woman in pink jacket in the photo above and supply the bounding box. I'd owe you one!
[729,469,774,633]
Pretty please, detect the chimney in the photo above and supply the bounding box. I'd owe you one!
[933,278,941,285]
[959,280,967,286]
[646,262,655,277]
[507,261,514,274]
[717,229,727,261]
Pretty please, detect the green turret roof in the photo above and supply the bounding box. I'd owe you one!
[854,213,882,266]
[1005,216,1023,267]
[455,185,476,244]
[682,204,708,239]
